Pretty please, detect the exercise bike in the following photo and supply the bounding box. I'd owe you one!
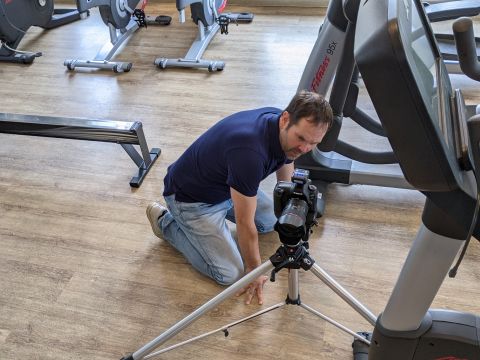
[0,0,88,64]
[154,0,253,72]
[64,0,170,73]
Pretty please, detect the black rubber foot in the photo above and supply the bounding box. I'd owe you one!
[120,354,134,360]
[0,53,38,64]
[129,148,161,188]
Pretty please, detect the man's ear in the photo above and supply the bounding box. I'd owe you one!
[279,111,290,129]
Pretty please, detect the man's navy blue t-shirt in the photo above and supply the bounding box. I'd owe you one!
[163,107,290,204]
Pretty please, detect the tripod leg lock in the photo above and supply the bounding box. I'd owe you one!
[270,269,276,282]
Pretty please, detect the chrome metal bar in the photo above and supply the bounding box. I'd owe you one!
[288,269,299,301]
[300,303,371,345]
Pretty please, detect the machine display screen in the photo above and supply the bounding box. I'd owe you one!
[397,0,451,147]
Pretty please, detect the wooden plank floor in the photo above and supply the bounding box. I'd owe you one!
[0,3,479,360]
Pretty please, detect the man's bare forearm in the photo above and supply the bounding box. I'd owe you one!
[236,221,261,272]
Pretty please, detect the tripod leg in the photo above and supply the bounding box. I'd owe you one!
[146,302,286,358]
[300,303,371,345]
[287,267,370,345]
[309,263,377,326]
[125,261,275,360]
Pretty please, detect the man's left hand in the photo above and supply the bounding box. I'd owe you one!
[236,275,268,305]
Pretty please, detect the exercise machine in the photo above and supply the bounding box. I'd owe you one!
[352,0,480,357]
[64,0,144,73]
[0,113,160,187]
[0,1,88,64]
[154,0,253,72]
[295,0,413,216]
[423,0,480,74]
[118,0,480,359]
[295,0,480,216]
[64,0,170,73]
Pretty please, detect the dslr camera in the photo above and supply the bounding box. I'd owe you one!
[273,169,319,246]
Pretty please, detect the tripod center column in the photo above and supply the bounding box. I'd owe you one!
[287,269,300,303]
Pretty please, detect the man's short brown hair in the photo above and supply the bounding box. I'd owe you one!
[284,90,333,129]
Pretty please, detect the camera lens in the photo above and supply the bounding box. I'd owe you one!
[275,198,309,246]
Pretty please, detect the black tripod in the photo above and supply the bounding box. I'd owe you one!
[121,237,377,360]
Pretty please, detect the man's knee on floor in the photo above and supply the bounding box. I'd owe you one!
[212,263,244,286]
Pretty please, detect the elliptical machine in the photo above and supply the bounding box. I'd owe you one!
[154,0,253,72]
[0,0,88,64]
[294,0,480,216]
[295,0,411,216]
[352,0,480,358]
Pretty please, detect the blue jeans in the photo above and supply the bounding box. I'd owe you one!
[158,190,277,285]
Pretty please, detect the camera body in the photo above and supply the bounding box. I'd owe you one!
[273,169,319,246]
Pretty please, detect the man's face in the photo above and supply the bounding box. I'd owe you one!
[278,111,329,160]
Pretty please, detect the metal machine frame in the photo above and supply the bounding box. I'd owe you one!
[64,0,144,73]
[154,0,253,72]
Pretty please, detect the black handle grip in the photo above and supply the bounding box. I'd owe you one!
[453,17,480,81]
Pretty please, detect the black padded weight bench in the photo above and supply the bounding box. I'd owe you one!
[0,113,160,187]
